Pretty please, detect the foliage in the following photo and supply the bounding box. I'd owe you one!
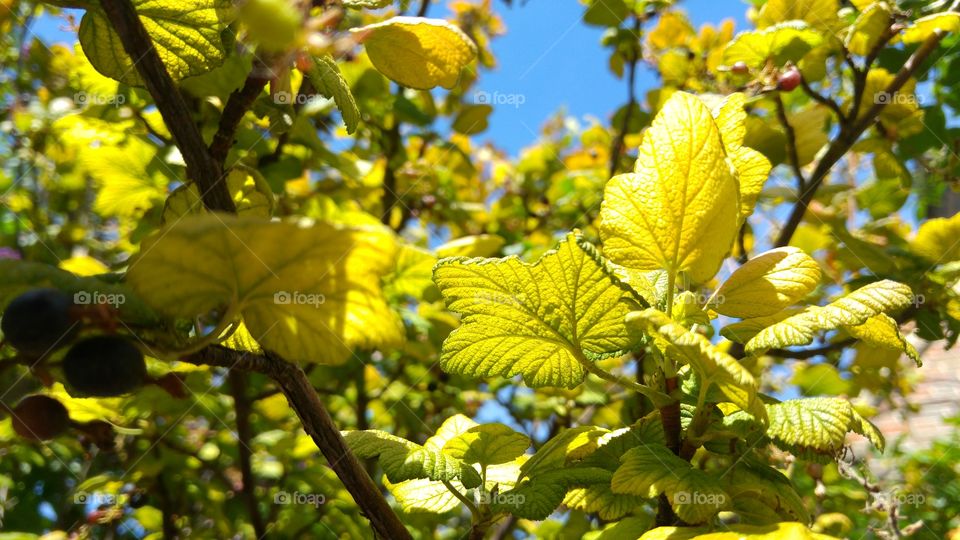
[0,0,959,538]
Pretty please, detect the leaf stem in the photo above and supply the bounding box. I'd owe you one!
[442,479,480,516]
[576,353,673,407]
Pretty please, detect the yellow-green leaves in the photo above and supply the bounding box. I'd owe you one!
[78,0,232,86]
[901,12,960,44]
[764,398,884,460]
[911,211,960,264]
[640,522,840,540]
[354,17,477,90]
[741,280,913,355]
[845,2,892,56]
[844,314,920,367]
[433,234,637,388]
[127,215,402,363]
[712,247,821,319]
[599,91,739,284]
[756,0,839,30]
[627,309,765,420]
[712,93,772,222]
[612,444,731,524]
[443,424,530,466]
[307,55,361,134]
[342,429,481,487]
[723,22,823,70]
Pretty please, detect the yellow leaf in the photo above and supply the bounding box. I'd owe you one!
[600,91,739,284]
[712,93,772,222]
[354,16,477,90]
[843,314,920,366]
[845,2,892,56]
[723,22,823,69]
[901,12,960,44]
[911,211,960,264]
[127,215,403,363]
[60,256,110,277]
[435,234,505,258]
[757,0,839,30]
[787,105,830,166]
[713,247,822,318]
[647,11,694,49]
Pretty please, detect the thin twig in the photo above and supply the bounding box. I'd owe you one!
[774,92,806,190]
[609,16,642,178]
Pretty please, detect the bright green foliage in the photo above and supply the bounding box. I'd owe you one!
[443,423,530,466]
[723,22,823,70]
[433,233,639,388]
[712,247,821,319]
[762,398,885,461]
[127,215,403,363]
[342,428,482,486]
[78,0,232,85]
[307,55,361,134]
[612,444,732,524]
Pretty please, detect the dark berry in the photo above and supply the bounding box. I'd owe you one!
[12,394,70,441]
[778,67,802,92]
[1,288,77,357]
[730,61,749,74]
[63,336,146,397]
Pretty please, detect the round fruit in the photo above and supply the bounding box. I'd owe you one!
[12,394,70,441]
[63,336,147,397]
[1,288,77,357]
[730,61,749,74]
[778,67,802,92]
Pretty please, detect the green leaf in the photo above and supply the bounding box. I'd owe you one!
[433,233,639,388]
[443,423,530,466]
[342,429,481,486]
[901,12,960,44]
[612,444,732,524]
[639,521,839,539]
[756,0,839,29]
[720,308,806,344]
[127,215,403,363]
[712,247,821,319]
[307,55,361,134]
[342,0,393,8]
[493,467,612,520]
[383,244,438,302]
[744,280,913,354]
[723,22,823,69]
[452,104,492,135]
[163,169,274,223]
[84,136,169,218]
[78,0,232,86]
[519,426,607,480]
[599,91,739,284]
[843,314,920,367]
[435,234,505,258]
[565,484,648,521]
[627,309,766,421]
[765,398,884,460]
[354,16,477,90]
[722,460,810,524]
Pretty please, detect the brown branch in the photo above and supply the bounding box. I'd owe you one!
[609,16,642,179]
[228,371,267,538]
[209,73,272,166]
[99,0,235,213]
[798,75,845,123]
[766,339,854,360]
[185,346,412,540]
[774,18,955,248]
[774,92,806,190]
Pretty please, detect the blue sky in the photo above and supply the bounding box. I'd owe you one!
[34,1,751,155]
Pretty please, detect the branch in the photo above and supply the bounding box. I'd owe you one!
[228,371,267,538]
[609,16,642,179]
[185,346,412,540]
[774,91,806,190]
[774,18,955,248]
[766,339,854,360]
[99,0,235,213]
[209,71,273,166]
[798,75,845,123]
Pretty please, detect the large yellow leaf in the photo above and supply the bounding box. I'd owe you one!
[723,22,823,69]
[433,234,638,388]
[127,215,403,363]
[599,91,739,284]
[640,521,839,539]
[843,314,920,366]
[712,93,772,222]
[713,247,821,318]
[845,2,892,56]
[757,0,839,30]
[787,105,830,167]
[354,16,477,90]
